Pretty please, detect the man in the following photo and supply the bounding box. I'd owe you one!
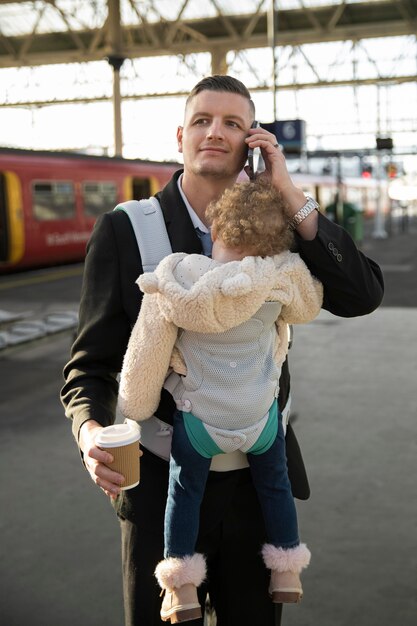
[61,75,384,626]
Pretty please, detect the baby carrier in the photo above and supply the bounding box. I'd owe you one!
[115,198,292,462]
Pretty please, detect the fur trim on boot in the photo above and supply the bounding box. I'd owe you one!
[262,544,311,604]
[155,553,207,591]
[261,543,311,573]
[156,555,206,623]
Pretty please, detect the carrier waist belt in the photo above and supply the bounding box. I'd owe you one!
[126,372,290,471]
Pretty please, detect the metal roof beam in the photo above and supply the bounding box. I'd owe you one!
[397,0,417,32]
[326,0,347,31]
[1,1,415,68]
[17,3,47,61]
[165,0,194,46]
[45,0,86,54]
[298,0,324,32]
[242,0,266,40]
[209,0,239,38]
[127,0,161,46]
[3,72,417,109]
[0,21,414,68]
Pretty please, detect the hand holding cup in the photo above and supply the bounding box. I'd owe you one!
[95,421,141,490]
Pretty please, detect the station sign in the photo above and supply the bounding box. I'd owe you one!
[260,119,306,154]
[376,137,393,151]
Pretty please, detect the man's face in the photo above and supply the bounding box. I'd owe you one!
[177,90,253,180]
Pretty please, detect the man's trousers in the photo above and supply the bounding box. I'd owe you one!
[117,448,284,626]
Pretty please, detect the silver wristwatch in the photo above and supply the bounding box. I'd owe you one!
[288,196,320,231]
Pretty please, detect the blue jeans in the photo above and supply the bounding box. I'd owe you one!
[164,406,300,558]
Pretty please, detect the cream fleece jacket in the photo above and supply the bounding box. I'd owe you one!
[118,251,323,423]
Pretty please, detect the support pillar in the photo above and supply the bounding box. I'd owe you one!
[268,0,279,120]
[372,153,388,239]
[106,0,125,157]
[372,85,388,238]
[107,55,125,157]
[211,48,228,75]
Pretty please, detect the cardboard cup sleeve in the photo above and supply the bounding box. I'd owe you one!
[95,422,141,490]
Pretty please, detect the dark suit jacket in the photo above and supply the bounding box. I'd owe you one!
[61,169,384,501]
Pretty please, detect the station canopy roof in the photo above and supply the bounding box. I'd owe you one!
[0,0,416,68]
[1,1,416,158]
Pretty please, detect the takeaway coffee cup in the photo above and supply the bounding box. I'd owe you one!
[95,421,141,490]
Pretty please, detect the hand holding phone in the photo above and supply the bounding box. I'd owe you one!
[247,120,259,181]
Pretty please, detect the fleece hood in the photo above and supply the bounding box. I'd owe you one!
[138,251,321,334]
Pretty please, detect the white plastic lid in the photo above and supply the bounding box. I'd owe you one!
[95,422,140,448]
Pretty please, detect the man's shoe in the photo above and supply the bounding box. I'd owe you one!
[160,583,202,623]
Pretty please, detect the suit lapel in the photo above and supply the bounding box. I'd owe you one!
[156,169,202,255]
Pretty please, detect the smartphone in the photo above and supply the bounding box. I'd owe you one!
[247,120,260,181]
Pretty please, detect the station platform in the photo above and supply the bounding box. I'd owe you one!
[361,217,417,307]
[0,224,416,626]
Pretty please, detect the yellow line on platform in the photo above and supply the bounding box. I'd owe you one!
[0,266,84,290]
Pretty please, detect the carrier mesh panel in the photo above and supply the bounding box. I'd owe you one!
[176,302,281,429]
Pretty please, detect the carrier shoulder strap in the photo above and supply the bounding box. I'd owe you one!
[114,197,172,272]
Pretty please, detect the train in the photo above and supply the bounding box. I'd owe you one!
[0,147,178,272]
[0,147,390,272]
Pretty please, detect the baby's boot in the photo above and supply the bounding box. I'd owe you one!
[262,543,311,604]
[155,553,206,623]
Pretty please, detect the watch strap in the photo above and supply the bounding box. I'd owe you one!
[288,196,319,230]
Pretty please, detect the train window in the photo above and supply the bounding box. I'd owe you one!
[32,181,75,220]
[82,181,118,217]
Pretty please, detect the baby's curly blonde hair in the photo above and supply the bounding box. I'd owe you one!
[206,180,294,256]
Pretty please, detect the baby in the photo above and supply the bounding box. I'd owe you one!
[119,180,323,624]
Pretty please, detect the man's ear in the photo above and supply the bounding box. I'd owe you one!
[177,126,183,153]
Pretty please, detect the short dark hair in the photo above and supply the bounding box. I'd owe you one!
[186,75,255,117]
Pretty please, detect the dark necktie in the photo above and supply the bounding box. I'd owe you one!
[196,227,213,257]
